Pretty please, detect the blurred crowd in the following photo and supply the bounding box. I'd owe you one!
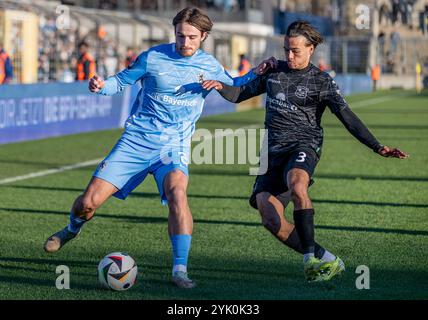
[93,0,247,12]
[379,0,418,27]
[36,14,128,84]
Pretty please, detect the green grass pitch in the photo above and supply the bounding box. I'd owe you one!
[0,89,427,300]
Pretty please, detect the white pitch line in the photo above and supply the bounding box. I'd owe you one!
[0,158,103,185]
[350,93,410,108]
[0,93,411,185]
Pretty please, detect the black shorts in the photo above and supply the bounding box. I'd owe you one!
[249,147,319,209]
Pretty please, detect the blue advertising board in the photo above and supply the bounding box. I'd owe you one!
[0,82,128,144]
[0,82,237,145]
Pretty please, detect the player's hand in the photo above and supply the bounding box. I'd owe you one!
[89,74,105,93]
[378,145,409,159]
[253,56,278,75]
[202,80,223,91]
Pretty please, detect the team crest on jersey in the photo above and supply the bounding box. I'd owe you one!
[295,86,309,98]
[198,73,205,84]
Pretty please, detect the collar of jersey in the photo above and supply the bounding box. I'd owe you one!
[284,62,313,73]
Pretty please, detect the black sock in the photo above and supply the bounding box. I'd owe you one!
[283,227,325,259]
[293,209,315,254]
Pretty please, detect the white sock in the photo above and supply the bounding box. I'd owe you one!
[303,253,314,263]
[321,250,336,262]
[172,264,187,275]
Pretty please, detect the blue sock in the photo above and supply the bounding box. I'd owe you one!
[67,212,87,234]
[170,234,192,275]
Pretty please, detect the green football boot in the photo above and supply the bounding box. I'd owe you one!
[317,256,345,281]
[304,256,331,282]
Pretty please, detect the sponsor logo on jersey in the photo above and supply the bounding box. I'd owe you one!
[266,94,298,111]
[152,93,198,107]
[295,86,309,98]
[267,78,281,84]
[275,93,286,100]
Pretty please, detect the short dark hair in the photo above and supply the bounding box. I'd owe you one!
[173,7,213,35]
[286,21,323,48]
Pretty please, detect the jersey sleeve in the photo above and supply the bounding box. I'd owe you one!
[213,61,257,86]
[319,76,349,113]
[320,76,382,152]
[218,75,267,103]
[334,107,382,152]
[99,51,149,96]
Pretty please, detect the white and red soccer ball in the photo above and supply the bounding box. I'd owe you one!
[97,252,138,291]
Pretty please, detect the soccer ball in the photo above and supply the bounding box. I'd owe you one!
[97,252,138,291]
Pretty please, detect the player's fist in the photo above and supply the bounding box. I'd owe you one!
[253,56,278,75]
[202,80,223,91]
[89,74,105,93]
[378,145,409,159]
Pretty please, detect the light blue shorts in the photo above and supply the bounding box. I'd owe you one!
[93,136,189,204]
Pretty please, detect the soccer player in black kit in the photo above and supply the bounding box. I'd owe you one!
[202,21,408,282]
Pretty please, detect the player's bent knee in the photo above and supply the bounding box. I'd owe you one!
[165,187,188,206]
[289,184,309,202]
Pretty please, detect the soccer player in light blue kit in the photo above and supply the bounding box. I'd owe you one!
[43,7,274,289]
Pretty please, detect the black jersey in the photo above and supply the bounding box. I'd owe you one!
[218,61,381,157]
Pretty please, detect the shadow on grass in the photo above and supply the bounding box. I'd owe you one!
[0,250,427,299]
[188,169,428,183]
[0,207,427,237]
[5,185,428,209]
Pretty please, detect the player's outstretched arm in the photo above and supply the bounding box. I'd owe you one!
[202,77,266,103]
[93,51,148,96]
[321,76,409,159]
[215,56,277,87]
[335,108,409,159]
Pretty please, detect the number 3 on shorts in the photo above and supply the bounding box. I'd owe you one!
[296,152,307,163]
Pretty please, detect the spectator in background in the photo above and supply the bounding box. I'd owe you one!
[378,31,386,56]
[125,47,137,68]
[238,54,251,76]
[76,41,96,81]
[0,47,13,84]
[371,63,381,91]
[390,29,400,58]
[415,61,422,93]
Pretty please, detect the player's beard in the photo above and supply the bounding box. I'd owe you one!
[179,47,196,57]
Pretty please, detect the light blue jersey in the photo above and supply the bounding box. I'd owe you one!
[94,43,256,203]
